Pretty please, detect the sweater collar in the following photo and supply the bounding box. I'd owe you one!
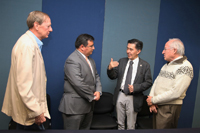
[168,56,187,65]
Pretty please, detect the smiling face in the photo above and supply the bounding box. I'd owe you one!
[80,40,95,57]
[84,40,95,57]
[126,43,141,60]
[37,16,53,40]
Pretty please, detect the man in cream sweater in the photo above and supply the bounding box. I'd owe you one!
[146,38,193,129]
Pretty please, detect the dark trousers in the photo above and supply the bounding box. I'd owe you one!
[16,123,45,130]
[153,104,182,129]
[62,110,93,130]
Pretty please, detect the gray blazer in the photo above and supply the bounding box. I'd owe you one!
[107,57,152,112]
[59,50,102,114]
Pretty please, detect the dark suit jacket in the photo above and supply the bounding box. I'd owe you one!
[107,57,152,112]
[59,50,102,115]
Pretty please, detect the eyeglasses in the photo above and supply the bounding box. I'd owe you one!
[163,47,173,51]
[87,45,94,48]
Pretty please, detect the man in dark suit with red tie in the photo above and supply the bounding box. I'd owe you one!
[107,39,152,130]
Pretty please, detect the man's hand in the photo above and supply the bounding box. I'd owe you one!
[149,105,158,113]
[35,113,46,125]
[94,91,100,101]
[108,58,119,70]
[128,84,134,93]
[146,96,153,106]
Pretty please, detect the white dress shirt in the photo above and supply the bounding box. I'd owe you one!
[121,57,139,90]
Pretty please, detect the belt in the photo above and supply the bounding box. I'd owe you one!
[119,89,125,93]
[119,89,132,95]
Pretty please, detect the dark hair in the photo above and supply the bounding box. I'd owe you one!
[127,39,143,51]
[75,34,94,48]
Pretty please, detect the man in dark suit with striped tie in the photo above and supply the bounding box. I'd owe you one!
[107,39,152,130]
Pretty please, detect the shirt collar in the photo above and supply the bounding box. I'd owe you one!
[128,57,139,64]
[29,30,43,51]
[169,56,183,64]
[77,49,88,59]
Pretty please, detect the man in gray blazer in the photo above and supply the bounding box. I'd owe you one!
[107,39,152,130]
[59,34,102,130]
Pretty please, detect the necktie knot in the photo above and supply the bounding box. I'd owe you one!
[130,61,133,65]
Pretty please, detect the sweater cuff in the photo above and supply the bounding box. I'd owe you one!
[151,97,154,104]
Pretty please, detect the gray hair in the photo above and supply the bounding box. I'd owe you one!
[26,11,49,29]
[169,38,185,56]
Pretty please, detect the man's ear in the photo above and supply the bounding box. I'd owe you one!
[174,48,177,54]
[137,49,141,55]
[80,44,85,51]
[34,22,39,30]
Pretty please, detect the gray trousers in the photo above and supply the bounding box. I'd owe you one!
[116,92,138,130]
[153,104,182,129]
[62,110,93,130]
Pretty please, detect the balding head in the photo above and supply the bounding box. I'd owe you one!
[168,38,185,56]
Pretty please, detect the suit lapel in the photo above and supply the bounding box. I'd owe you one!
[75,50,88,67]
[119,58,129,85]
[121,58,129,77]
[75,50,95,81]
[88,57,95,79]
[134,58,142,83]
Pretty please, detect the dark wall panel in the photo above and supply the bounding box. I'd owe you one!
[154,0,200,128]
[42,0,105,129]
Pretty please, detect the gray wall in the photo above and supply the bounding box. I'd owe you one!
[100,0,161,95]
[0,0,42,129]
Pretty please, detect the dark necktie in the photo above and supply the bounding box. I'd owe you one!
[124,61,133,95]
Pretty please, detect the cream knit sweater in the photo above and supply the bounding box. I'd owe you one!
[149,56,193,105]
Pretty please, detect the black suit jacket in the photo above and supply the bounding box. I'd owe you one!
[107,57,152,112]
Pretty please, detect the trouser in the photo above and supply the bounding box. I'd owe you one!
[116,91,138,130]
[153,104,182,129]
[16,123,45,130]
[62,110,93,130]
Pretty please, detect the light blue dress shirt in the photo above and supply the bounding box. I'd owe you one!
[29,30,43,51]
